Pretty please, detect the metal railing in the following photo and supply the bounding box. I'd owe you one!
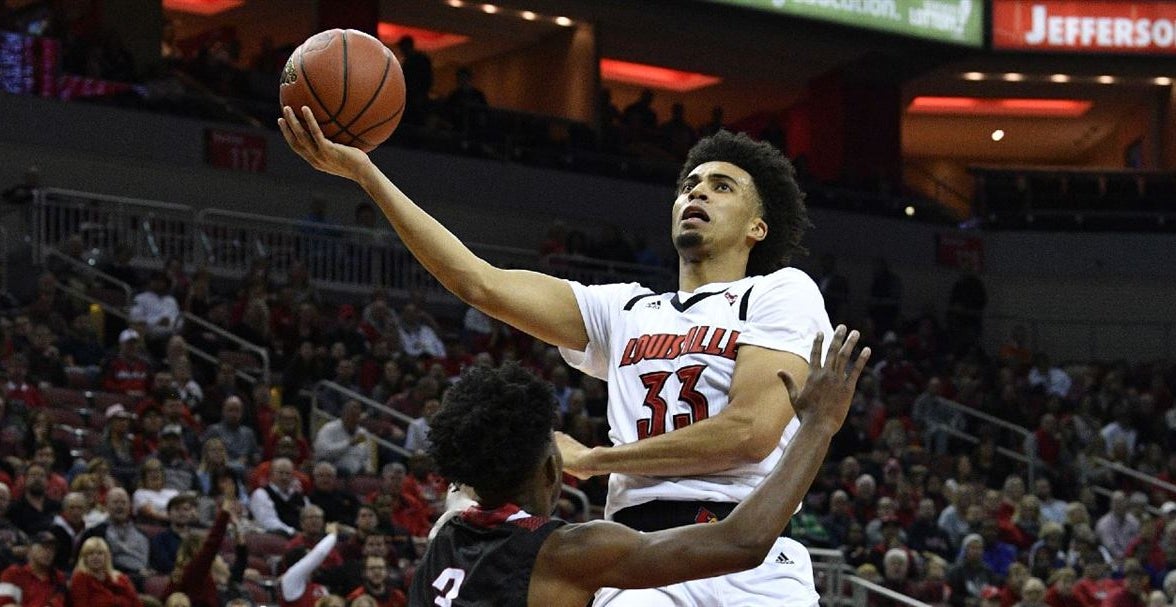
[847,576,933,607]
[809,547,930,607]
[32,188,195,266]
[181,312,271,386]
[931,397,1038,485]
[309,380,591,520]
[45,248,134,304]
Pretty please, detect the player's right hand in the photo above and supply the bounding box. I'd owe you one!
[777,325,870,432]
[279,105,372,181]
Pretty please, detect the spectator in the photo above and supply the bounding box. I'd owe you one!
[8,462,60,532]
[4,353,44,410]
[1046,568,1082,607]
[278,525,339,606]
[949,534,996,607]
[78,488,149,583]
[698,105,725,137]
[1100,406,1139,460]
[621,88,657,139]
[1029,522,1068,580]
[658,102,696,159]
[200,396,258,470]
[881,548,915,595]
[445,66,488,136]
[131,271,182,343]
[395,36,432,126]
[309,462,359,524]
[814,253,850,323]
[101,329,152,396]
[1104,561,1150,607]
[284,505,343,570]
[1096,491,1141,561]
[911,556,952,607]
[263,406,312,465]
[327,305,366,358]
[157,424,199,492]
[389,376,439,420]
[939,484,975,550]
[403,398,440,455]
[1017,578,1049,607]
[249,457,309,537]
[47,492,86,570]
[822,489,856,547]
[1001,563,1031,607]
[910,497,954,561]
[1028,353,1072,399]
[148,493,198,574]
[96,404,138,488]
[397,304,444,360]
[26,324,65,387]
[69,537,141,607]
[314,400,373,476]
[368,463,430,539]
[868,257,902,335]
[1073,554,1117,607]
[132,458,177,523]
[345,555,405,607]
[0,531,65,607]
[913,377,963,456]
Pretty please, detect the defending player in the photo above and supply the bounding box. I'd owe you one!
[281,106,830,605]
[411,328,869,606]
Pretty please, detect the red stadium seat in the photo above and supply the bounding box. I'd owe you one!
[42,386,88,408]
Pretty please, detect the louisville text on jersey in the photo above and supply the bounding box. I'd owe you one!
[619,326,740,367]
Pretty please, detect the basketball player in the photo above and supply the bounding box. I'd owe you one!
[412,328,867,606]
[281,106,830,605]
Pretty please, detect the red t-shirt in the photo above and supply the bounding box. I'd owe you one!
[68,570,141,607]
[0,564,66,607]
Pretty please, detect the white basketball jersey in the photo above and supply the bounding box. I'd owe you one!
[560,267,833,519]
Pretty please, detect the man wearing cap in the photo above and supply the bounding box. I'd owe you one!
[149,492,197,573]
[326,304,366,357]
[101,329,152,396]
[157,423,199,492]
[159,389,201,457]
[0,531,66,607]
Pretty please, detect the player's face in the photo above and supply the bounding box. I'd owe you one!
[671,161,764,259]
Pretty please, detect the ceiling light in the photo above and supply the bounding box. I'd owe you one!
[446,0,463,6]
[1155,77,1173,86]
[962,72,984,81]
[1003,73,1024,82]
[909,96,1092,117]
[991,129,1005,142]
[904,206,916,217]
[555,16,573,26]
[521,10,537,20]
[1050,74,1070,83]
[481,4,498,13]
[1097,75,1116,84]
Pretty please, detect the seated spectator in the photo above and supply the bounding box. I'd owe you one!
[949,534,996,607]
[1000,563,1031,607]
[250,457,309,536]
[133,458,178,523]
[60,313,106,380]
[1028,353,1072,398]
[4,353,45,410]
[314,400,373,476]
[397,304,444,360]
[1036,479,1068,526]
[14,443,68,502]
[149,493,198,574]
[0,531,66,607]
[822,489,856,547]
[1029,522,1068,580]
[263,406,311,465]
[26,323,66,387]
[69,537,141,607]
[132,406,165,460]
[131,271,182,343]
[909,497,954,561]
[78,488,149,584]
[1104,561,1149,607]
[96,404,138,488]
[404,399,439,455]
[1096,491,1141,561]
[1018,577,1050,607]
[345,555,405,607]
[1046,568,1082,607]
[978,518,1018,578]
[285,505,343,569]
[69,473,107,529]
[200,396,258,471]
[157,425,199,492]
[250,436,313,492]
[909,556,951,607]
[1073,555,1118,607]
[881,548,915,596]
[101,329,152,396]
[309,462,359,524]
[326,305,366,358]
[339,505,381,561]
[8,462,61,532]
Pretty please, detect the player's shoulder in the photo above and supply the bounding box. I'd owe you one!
[570,280,657,305]
[748,266,820,290]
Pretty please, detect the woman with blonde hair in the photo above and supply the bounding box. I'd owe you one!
[71,472,109,528]
[69,537,142,607]
[264,405,311,464]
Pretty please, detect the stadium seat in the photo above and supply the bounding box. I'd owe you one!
[42,386,88,408]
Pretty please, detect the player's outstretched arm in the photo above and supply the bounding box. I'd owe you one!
[536,330,870,602]
[278,106,589,351]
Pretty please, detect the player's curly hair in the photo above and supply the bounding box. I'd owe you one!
[678,130,809,275]
[428,362,556,500]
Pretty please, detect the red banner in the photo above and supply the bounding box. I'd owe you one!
[936,233,985,272]
[993,1,1176,53]
[205,129,267,173]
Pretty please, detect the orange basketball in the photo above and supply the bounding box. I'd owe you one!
[279,29,406,153]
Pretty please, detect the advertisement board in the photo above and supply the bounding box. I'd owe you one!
[993,1,1176,54]
[701,0,983,46]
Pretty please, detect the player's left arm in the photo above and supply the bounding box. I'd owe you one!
[558,345,807,478]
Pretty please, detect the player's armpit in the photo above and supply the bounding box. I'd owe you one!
[573,345,808,477]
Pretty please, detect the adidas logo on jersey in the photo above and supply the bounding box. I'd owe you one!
[775,552,794,565]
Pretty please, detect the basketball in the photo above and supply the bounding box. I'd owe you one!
[279,29,406,153]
